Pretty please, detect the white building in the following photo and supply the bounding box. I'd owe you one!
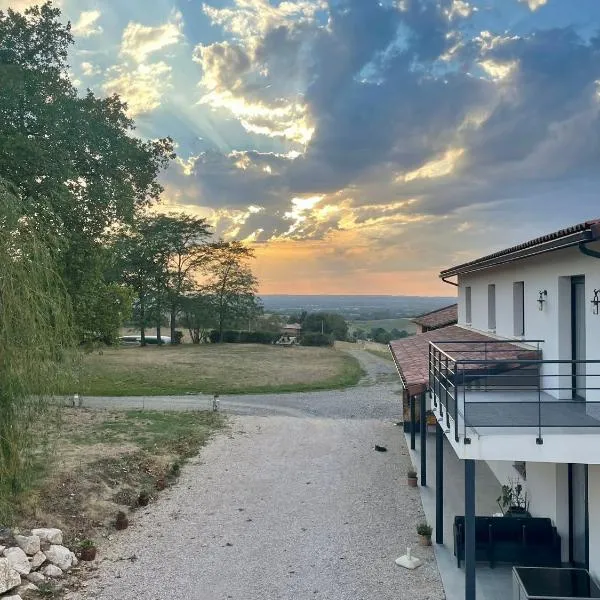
[390,219,600,600]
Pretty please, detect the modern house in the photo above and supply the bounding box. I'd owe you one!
[412,303,458,333]
[390,219,600,600]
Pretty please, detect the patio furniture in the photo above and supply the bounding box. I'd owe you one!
[513,567,600,600]
[454,516,561,568]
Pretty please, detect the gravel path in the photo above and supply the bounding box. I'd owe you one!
[72,349,444,600]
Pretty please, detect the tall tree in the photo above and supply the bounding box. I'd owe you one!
[202,241,261,342]
[0,3,174,339]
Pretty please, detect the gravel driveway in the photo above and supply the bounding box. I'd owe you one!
[72,349,444,600]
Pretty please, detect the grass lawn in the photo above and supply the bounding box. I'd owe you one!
[77,343,363,396]
[22,408,225,544]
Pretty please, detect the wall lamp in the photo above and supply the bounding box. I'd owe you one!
[537,290,548,311]
[592,289,600,315]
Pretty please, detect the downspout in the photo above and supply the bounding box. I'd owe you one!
[578,242,600,259]
[441,275,458,287]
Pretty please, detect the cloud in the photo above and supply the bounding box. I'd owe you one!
[0,0,62,10]
[80,61,101,77]
[519,0,548,11]
[120,11,183,63]
[71,10,102,37]
[104,62,172,117]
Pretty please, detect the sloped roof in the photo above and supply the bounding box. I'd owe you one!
[412,304,457,329]
[441,219,600,277]
[389,325,539,397]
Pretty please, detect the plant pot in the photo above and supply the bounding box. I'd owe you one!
[407,476,418,488]
[418,534,432,546]
[426,414,437,426]
[504,507,532,518]
[80,546,97,561]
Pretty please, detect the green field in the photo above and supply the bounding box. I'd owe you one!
[348,318,417,335]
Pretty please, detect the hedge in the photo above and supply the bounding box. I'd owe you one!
[208,330,281,344]
[299,332,334,346]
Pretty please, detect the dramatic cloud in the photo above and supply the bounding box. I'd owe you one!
[120,11,183,63]
[520,0,548,11]
[71,10,102,37]
[104,62,172,116]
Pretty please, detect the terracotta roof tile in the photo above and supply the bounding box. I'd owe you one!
[389,325,540,397]
[412,304,457,329]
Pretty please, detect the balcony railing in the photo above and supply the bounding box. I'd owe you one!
[428,340,600,444]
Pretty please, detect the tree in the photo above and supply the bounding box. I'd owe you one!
[303,312,348,341]
[0,179,75,521]
[202,241,261,342]
[180,294,216,344]
[0,3,174,338]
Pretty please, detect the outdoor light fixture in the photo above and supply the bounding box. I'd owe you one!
[592,289,600,315]
[537,290,548,311]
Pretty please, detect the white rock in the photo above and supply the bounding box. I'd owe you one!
[3,548,31,575]
[0,545,5,554]
[42,564,63,578]
[3,595,23,600]
[18,581,39,593]
[14,534,40,556]
[0,558,21,594]
[29,551,46,570]
[31,528,62,545]
[45,545,75,571]
[25,572,46,585]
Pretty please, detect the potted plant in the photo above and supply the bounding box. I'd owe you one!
[425,410,437,426]
[407,469,418,487]
[79,539,97,561]
[416,522,433,546]
[497,480,531,517]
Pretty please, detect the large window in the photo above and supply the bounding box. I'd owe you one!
[488,284,496,330]
[465,286,472,324]
[513,281,525,336]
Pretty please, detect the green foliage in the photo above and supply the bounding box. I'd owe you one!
[0,3,174,341]
[302,312,348,340]
[300,332,334,346]
[207,330,279,344]
[416,522,432,537]
[0,180,76,522]
[180,293,217,343]
[497,480,529,513]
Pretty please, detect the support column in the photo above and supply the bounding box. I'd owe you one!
[436,421,444,544]
[465,459,476,600]
[410,395,416,450]
[420,392,426,487]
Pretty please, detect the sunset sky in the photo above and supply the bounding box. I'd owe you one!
[4,0,600,295]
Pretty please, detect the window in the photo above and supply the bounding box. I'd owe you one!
[513,281,525,336]
[465,286,472,324]
[488,284,496,330]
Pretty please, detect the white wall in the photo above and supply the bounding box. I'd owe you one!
[457,243,600,402]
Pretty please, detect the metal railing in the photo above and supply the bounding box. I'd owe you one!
[428,340,600,444]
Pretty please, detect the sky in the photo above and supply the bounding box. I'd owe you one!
[4,0,600,295]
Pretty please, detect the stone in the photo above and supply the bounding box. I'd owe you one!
[0,545,5,554]
[29,552,46,570]
[0,558,21,594]
[17,581,39,595]
[42,564,63,578]
[31,528,62,545]
[45,545,75,571]
[14,535,40,556]
[25,572,46,586]
[3,595,23,600]
[3,548,31,575]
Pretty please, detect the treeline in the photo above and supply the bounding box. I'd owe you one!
[351,327,410,344]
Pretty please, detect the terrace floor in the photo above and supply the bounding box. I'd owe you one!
[406,428,513,600]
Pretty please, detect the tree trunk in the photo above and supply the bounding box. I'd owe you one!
[170,303,177,344]
[140,295,146,347]
[156,300,161,344]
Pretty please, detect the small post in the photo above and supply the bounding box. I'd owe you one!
[410,395,416,450]
[436,421,444,544]
[420,392,427,487]
[465,459,476,600]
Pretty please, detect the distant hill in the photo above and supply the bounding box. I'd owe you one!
[259,295,456,320]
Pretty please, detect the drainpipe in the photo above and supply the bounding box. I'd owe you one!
[578,241,600,259]
[441,275,458,287]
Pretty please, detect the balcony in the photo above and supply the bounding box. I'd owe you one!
[428,339,600,463]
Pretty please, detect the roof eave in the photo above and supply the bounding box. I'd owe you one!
[440,228,599,278]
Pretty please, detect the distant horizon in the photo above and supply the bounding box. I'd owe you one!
[258,293,457,298]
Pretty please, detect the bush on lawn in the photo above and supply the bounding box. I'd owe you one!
[208,330,280,344]
[300,333,334,346]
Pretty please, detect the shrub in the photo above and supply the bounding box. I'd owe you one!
[173,330,184,344]
[407,469,417,478]
[208,330,280,344]
[300,332,334,347]
[417,522,432,537]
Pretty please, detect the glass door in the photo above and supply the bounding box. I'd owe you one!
[571,276,586,400]
[569,463,589,568]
